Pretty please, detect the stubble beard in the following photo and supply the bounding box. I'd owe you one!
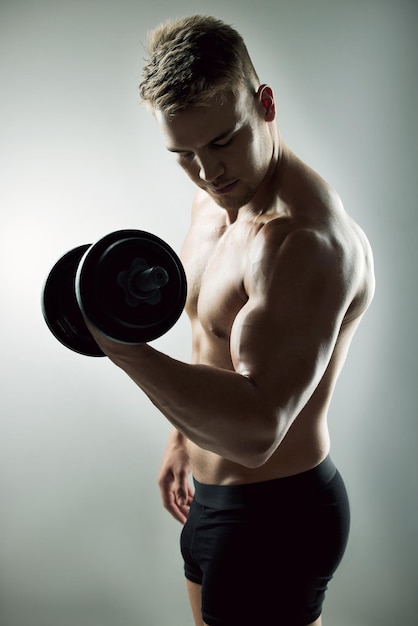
[212,183,258,212]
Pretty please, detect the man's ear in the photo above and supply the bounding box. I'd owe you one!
[257,84,276,121]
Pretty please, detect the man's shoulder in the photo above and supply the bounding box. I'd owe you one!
[254,201,375,319]
[251,219,341,275]
[250,194,369,283]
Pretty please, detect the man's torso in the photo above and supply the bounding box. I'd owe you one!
[180,149,374,485]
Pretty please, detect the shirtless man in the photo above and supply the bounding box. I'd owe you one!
[88,15,375,626]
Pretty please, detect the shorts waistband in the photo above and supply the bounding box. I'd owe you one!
[193,456,337,509]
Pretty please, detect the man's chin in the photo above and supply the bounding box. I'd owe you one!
[213,190,255,212]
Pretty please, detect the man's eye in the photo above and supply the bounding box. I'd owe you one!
[214,136,233,148]
[178,152,194,159]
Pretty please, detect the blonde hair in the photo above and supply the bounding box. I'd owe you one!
[139,15,260,114]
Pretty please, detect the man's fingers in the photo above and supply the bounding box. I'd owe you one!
[176,485,187,506]
[175,471,192,506]
[169,496,189,524]
[159,482,191,524]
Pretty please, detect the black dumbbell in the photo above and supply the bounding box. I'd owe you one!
[41,230,187,356]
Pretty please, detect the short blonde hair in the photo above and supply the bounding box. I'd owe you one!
[139,15,260,114]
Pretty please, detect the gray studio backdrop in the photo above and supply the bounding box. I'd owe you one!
[1,1,417,625]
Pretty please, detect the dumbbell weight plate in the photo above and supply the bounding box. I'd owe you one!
[41,245,105,357]
[76,230,187,344]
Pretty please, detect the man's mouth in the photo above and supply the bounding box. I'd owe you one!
[209,180,238,196]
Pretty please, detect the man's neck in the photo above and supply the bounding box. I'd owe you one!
[230,134,285,224]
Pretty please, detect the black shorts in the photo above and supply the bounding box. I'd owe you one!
[180,456,350,626]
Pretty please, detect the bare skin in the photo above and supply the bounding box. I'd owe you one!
[89,85,375,625]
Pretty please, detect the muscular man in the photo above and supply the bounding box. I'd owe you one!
[90,15,375,626]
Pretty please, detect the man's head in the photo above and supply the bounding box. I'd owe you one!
[139,15,260,115]
[140,15,278,214]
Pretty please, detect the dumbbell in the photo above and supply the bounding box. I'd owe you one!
[41,230,187,356]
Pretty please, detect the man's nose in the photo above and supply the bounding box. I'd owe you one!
[197,154,224,183]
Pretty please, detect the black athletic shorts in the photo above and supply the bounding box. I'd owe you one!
[180,456,350,626]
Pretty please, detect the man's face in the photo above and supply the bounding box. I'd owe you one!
[155,89,274,211]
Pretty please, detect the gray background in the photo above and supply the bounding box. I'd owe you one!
[1,1,417,624]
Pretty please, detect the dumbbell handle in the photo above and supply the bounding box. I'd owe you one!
[134,265,169,292]
[117,258,169,306]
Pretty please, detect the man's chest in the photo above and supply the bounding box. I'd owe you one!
[182,225,249,339]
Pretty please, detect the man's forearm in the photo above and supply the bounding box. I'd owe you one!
[105,342,278,468]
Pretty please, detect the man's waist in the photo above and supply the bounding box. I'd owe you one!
[192,455,337,509]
